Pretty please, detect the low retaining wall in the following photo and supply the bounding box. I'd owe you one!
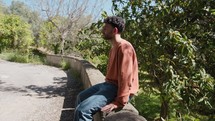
[45,53,146,121]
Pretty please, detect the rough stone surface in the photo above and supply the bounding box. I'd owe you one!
[104,111,147,121]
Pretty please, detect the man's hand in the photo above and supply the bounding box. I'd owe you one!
[101,103,118,113]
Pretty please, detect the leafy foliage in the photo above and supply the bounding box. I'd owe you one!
[76,0,215,120]
[0,0,7,14]
[38,19,61,54]
[76,18,110,72]
[60,59,71,70]
[0,49,46,64]
[0,14,33,52]
[7,1,41,44]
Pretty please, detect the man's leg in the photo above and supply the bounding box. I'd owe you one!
[74,82,117,121]
[75,83,104,107]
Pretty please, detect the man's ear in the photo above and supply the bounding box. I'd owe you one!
[113,27,119,34]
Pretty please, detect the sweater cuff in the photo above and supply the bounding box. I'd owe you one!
[112,101,125,107]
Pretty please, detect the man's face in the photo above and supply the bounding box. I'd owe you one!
[102,23,114,40]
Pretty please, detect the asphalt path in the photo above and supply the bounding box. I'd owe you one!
[0,59,82,121]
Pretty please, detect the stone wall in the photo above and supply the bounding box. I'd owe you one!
[45,53,147,121]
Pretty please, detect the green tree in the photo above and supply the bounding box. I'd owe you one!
[36,0,107,54]
[77,18,110,72]
[77,0,215,120]
[7,1,41,45]
[0,14,33,52]
[0,0,4,13]
[0,0,7,14]
[39,18,61,54]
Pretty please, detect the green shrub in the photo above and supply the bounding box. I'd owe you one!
[0,49,46,64]
[60,60,70,70]
[8,53,29,63]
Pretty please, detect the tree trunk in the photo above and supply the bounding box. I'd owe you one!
[160,98,168,120]
[60,36,65,55]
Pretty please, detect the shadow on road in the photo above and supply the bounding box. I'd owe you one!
[25,77,67,98]
[0,68,83,120]
[59,70,83,121]
[0,86,28,92]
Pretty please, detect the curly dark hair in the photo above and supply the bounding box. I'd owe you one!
[103,16,125,33]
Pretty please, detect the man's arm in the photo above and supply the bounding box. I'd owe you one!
[101,43,134,112]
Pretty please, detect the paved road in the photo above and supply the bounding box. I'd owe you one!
[0,59,83,121]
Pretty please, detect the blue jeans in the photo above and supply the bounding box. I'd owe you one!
[73,82,118,121]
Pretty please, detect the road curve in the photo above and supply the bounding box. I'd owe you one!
[0,59,77,121]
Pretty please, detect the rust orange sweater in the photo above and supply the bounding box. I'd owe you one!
[105,40,139,107]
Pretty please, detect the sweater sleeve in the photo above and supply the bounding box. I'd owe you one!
[113,44,134,107]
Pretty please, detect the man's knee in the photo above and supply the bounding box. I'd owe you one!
[76,102,91,113]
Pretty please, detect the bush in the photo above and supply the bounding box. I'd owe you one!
[60,60,70,70]
[8,53,29,63]
[0,49,46,64]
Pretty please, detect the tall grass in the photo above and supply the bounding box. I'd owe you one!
[0,49,46,64]
[60,59,71,70]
